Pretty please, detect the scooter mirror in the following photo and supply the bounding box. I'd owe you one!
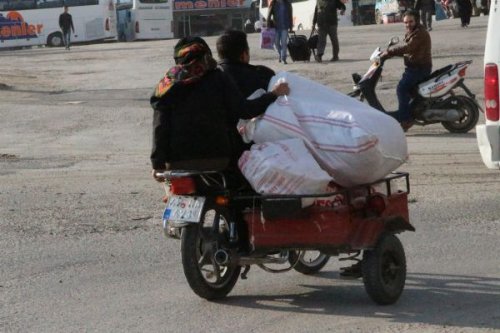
[370,47,381,62]
[389,36,399,47]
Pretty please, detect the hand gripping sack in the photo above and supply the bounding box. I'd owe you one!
[241,71,408,187]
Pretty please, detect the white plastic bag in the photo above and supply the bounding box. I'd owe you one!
[241,71,408,187]
[238,138,332,196]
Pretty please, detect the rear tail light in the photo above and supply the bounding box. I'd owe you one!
[367,194,386,216]
[170,177,196,195]
[458,67,467,77]
[135,21,139,34]
[484,63,499,121]
[105,18,110,31]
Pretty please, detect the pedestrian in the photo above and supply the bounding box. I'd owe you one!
[150,36,289,183]
[312,0,346,63]
[380,9,432,132]
[59,6,74,50]
[266,0,293,64]
[455,0,473,27]
[415,0,435,30]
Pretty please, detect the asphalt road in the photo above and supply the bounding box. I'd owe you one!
[1,16,499,332]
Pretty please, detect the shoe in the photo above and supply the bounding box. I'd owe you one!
[283,59,287,64]
[428,27,433,31]
[400,120,414,132]
[314,54,322,63]
[279,58,281,63]
[340,262,362,279]
[330,56,339,62]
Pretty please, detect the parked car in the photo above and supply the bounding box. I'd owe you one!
[476,3,500,169]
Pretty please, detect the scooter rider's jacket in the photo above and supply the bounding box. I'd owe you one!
[387,25,432,70]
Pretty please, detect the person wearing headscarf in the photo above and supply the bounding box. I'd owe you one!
[150,36,289,182]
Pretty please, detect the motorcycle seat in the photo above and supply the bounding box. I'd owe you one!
[418,64,453,84]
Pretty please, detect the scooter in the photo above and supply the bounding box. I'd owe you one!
[157,169,414,305]
[348,37,482,133]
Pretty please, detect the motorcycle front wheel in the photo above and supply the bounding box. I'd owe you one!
[441,95,480,133]
[181,204,241,300]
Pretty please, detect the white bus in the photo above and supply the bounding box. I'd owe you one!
[0,0,117,48]
[258,0,352,31]
[116,0,173,41]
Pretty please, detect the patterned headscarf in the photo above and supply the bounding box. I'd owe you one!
[154,37,217,98]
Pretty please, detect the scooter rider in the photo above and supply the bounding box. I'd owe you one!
[380,9,432,131]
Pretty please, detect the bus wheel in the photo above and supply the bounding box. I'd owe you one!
[47,32,63,47]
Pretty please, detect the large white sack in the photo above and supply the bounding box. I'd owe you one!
[238,138,332,197]
[242,71,408,187]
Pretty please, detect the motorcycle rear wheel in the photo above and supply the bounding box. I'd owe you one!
[288,250,330,274]
[181,204,241,300]
[441,95,479,133]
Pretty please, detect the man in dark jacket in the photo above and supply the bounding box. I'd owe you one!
[312,0,346,62]
[415,0,435,30]
[216,30,276,153]
[58,6,74,50]
[381,9,432,131]
[266,0,293,64]
[216,30,275,98]
[150,36,289,181]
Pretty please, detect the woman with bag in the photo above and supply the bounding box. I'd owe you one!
[266,0,293,64]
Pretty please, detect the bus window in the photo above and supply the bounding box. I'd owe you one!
[64,0,98,7]
[36,0,64,9]
[3,0,37,10]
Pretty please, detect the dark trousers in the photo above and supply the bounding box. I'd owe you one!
[460,12,471,26]
[62,29,71,48]
[394,66,432,122]
[420,9,433,29]
[317,25,339,59]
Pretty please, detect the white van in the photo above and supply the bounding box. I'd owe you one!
[476,3,500,169]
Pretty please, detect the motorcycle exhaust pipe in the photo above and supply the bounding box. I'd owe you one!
[422,109,461,122]
[214,249,230,266]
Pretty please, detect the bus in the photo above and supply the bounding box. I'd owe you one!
[258,0,352,31]
[0,0,117,48]
[116,0,173,41]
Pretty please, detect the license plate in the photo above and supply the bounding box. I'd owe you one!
[163,195,206,223]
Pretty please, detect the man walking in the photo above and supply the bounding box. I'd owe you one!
[415,0,435,31]
[312,0,346,63]
[59,6,74,50]
[266,0,293,64]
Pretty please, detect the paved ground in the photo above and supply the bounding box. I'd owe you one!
[1,16,499,332]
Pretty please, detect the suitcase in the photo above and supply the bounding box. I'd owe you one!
[287,32,311,62]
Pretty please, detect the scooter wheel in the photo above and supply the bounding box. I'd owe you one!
[362,233,406,305]
[441,95,480,133]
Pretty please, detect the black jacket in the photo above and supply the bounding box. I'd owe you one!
[313,0,346,28]
[218,60,275,98]
[59,12,74,32]
[266,0,293,30]
[150,69,277,170]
